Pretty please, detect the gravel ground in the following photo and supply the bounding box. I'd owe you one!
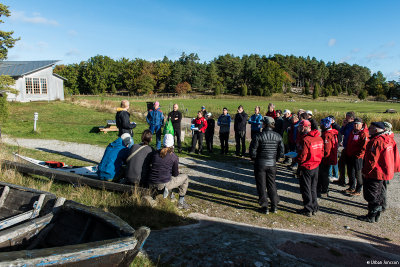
[2,135,400,266]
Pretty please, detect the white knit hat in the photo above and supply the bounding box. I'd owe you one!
[283,109,291,115]
[163,134,174,148]
[121,133,132,146]
[306,110,313,116]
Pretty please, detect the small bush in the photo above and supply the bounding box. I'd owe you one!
[0,94,9,122]
[358,90,367,100]
[175,82,191,95]
[241,84,248,96]
[375,94,387,102]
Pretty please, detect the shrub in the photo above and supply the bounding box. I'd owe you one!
[375,94,387,102]
[305,82,310,95]
[241,84,248,96]
[313,84,319,99]
[358,90,367,100]
[175,82,191,95]
[0,93,9,123]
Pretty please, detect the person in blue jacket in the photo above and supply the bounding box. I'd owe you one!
[248,106,263,140]
[336,111,355,186]
[146,101,164,150]
[97,133,131,181]
[217,107,231,154]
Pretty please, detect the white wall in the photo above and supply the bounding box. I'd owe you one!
[6,66,64,102]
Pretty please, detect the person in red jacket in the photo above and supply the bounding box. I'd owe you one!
[189,111,208,154]
[344,118,369,196]
[360,122,400,223]
[295,120,324,216]
[266,103,277,119]
[318,117,338,197]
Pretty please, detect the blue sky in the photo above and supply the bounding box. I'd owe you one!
[3,0,400,80]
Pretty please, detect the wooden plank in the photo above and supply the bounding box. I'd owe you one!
[0,186,9,208]
[1,160,136,193]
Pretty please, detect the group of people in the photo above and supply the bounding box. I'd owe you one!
[249,104,400,223]
[95,100,400,222]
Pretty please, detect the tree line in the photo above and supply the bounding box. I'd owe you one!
[54,53,400,100]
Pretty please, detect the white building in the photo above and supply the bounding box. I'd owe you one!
[0,60,66,102]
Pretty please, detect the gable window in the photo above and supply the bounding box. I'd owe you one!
[25,77,48,94]
[25,78,33,94]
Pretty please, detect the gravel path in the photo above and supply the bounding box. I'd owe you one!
[2,135,400,265]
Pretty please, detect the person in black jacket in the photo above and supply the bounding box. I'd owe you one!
[205,113,215,153]
[234,105,248,156]
[274,110,284,136]
[116,100,136,137]
[249,116,284,214]
[168,104,183,152]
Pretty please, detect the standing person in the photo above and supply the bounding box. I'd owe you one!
[248,106,263,140]
[295,120,324,216]
[282,110,293,164]
[116,100,136,137]
[190,111,208,154]
[218,107,231,154]
[234,105,248,157]
[168,104,183,153]
[205,113,215,153]
[328,115,342,182]
[305,110,318,131]
[336,111,356,186]
[250,116,284,214]
[125,130,154,185]
[146,101,164,150]
[344,118,369,196]
[360,122,400,222]
[274,110,284,136]
[147,134,190,209]
[318,117,338,197]
[266,103,277,119]
[201,106,209,119]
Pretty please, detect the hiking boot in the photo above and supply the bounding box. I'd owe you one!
[358,214,375,223]
[343,187,355,194]
[297,209,311,217]
[350,191,361,196]
[270,207,278,214]
[178,201,190,210]
[170,193,177,203]
[259,207,269,215]
[375,211,381,222]
[312,210,318,216]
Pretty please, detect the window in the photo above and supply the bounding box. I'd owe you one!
[25,77,48,94]
[25,78,33,94]
[40,78,47,94]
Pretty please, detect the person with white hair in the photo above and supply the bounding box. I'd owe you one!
[147,134,190,209]
[97,133,132,181]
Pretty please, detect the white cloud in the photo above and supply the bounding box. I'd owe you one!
[11,10,59,26]
[68,30,78,36]
[328,38,336,47]
[386,71,400,81]
[351,48,360,53]
[65,49,80,57]
[366,52,387,60]
[339,56,353,63]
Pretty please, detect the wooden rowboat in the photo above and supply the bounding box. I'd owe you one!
[2,155,136,193]
[0,183,150,266]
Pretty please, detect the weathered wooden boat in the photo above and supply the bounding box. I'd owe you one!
[0,185,150,266]
[2,155,136,193]
[0,182,60,231]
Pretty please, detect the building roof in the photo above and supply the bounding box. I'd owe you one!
[0,60,59,77]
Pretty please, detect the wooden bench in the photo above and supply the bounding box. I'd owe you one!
[99,120,119,133]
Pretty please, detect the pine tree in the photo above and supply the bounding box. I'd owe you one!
[241,84,248,96]
[305,81,310,95]
[313,84,319,99]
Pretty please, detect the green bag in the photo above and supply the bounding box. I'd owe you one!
[163,119,175,135]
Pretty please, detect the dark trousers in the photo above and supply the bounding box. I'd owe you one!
[173,125,181,150]
[363,178,385,213]
[254,165,279,208]
[235,130,246,156]
[299,166,319,212]
[205,133,214,152]
[317,163,330,193]
[338,151,350,184]
[251,130,259,140]
[219,132,229,153]
[191,131,203,153]
[347,156,363,191]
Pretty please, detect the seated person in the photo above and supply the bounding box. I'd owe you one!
[125,130,154,185]
[147,134,190,209]
[97,133,131,181]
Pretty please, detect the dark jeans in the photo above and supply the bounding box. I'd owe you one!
[338,151,351,184]
[251,130,260,140]
[152,127,162,150]
[173,125,181,150]
[191,131,203,153]
[347,156,363,191]
[205,133,214,152]
[299,166,319,212]
[363,178,385,213]
[219,132,229,153]
[329,164,339,178]
[235,130,246,156]
[318,163,330,193]
[254,165,279,209]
